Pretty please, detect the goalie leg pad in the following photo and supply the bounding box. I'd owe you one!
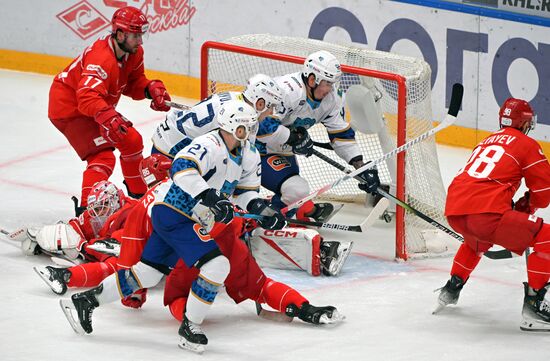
[249,227,321,276]
[35,224,82,259]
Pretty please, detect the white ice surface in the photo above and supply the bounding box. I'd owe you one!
[0,69,549,361]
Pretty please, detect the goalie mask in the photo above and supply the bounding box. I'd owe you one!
[140,154,172,187]
[302,50,342,86]
[243,74,284,113]
[217,100,258,146]
[499,98,536,133]
[87,181,125,219]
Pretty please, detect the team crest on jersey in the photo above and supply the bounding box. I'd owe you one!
[86,64,108,80]
[267,156,291,171]
[193,223,212,242]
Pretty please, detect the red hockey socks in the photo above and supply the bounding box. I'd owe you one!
[527,252,550,290]
[118,128,147,196]
[450,243,482,281]
[82,151,115,206]
[256,278,308,312]
[67,257,117,288]
[169,297,187,322]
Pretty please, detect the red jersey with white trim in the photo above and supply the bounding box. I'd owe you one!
[48,35,150,120]
[117,181,162,268]
[445,127,550,216]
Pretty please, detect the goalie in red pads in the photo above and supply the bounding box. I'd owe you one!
[434,98,550,331]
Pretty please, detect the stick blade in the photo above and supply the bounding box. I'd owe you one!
[447,83,464,117]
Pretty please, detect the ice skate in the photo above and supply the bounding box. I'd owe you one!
[286,302,345,325]
[59,285,101,335]
[520,283,550,332]
[178,314,208,353]
[320,241,353,276]
[33,265,71,295]
[433,275,465,314]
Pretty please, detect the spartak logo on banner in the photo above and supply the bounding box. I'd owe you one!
[57,0,197,40]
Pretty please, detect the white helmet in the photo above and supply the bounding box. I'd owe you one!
[217,99,258,146]
[302,50,342,85]
[243,74,283,113]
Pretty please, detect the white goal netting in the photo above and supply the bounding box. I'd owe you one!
[202,34,450,259]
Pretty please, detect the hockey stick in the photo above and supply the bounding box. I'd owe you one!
[311,150,513,260]
[236,212,370,233]
[165,100,190,110]
[281,83,465,215]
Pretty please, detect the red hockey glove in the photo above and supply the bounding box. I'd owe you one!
[121,288,148,309]
[94,107,133,144]
[146,80,171,112]
[514,191,532,214]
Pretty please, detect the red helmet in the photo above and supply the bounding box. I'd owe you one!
[111,6,149,34]
[140,154,172,186]
[499,98,536,131]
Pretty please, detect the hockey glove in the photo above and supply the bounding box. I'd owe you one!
[514,191,532,214]
[247,198,288,230]
[121,288,147,309]
[94,107,132,144]
[198,188,234,224]
[146,80,171,112]
[286,127,313,156]
[357,167,380,195]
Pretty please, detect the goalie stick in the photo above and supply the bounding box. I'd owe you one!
[311,145,513,260]
[281,83,465,215]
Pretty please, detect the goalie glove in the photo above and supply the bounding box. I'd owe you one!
[197,188,234,224]
[247,198,288,230]
[121,288,147,309]
[286,127,313,156]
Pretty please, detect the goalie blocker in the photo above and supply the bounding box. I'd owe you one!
[247,227,353,276]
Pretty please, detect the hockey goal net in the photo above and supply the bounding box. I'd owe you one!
[200,34,450,260]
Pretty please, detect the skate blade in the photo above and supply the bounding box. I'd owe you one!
[432,303,446,315]
[59,299,87,335]
[178,337,206,354]
[33,267,65,295]
[319,310,346,324]
[328,243,353,276]
[520,319,550,332]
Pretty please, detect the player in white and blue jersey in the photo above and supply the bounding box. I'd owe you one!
[255,50,380,221]
[151,74,283,159]
[59,100,287,353]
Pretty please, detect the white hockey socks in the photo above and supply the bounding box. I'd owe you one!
[186,255,229,324]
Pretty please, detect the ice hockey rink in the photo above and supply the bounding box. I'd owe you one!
[1,69,549,361]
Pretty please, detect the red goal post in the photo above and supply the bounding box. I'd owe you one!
[200,35,449,260]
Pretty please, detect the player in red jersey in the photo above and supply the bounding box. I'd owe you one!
[164,217,344,327]
[434,98,550,331]
[48,6,171,208]
[33,155,171,309]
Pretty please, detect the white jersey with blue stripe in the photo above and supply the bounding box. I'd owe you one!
[151,91,245,158]
[256,72,361,163]
[154,130,261,220]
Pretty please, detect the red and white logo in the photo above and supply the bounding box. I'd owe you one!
[57,1,110,40]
